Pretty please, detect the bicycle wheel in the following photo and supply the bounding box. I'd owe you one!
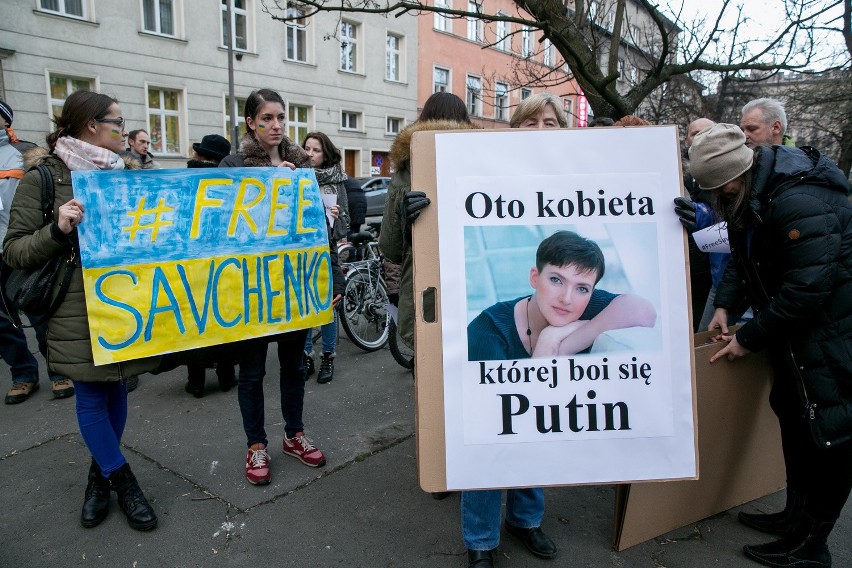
[388,319,414,369]
[339,270,389,351]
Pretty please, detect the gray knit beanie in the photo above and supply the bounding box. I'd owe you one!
[688,123,754,190]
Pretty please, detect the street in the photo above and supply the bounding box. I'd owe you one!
[0,332,849,567]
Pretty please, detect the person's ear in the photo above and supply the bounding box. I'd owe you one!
[245,116,256,132]
[86,119,98,136]
[530,267,539,289]
[772,120,782,136]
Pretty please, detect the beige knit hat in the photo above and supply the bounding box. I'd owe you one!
[688,123,754,190]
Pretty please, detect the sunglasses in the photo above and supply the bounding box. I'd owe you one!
[95,117,126,129]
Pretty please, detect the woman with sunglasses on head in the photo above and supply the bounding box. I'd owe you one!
[220,89,344,486]
[3,90,159,531]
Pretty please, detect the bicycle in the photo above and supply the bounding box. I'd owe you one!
[338,232,390,352]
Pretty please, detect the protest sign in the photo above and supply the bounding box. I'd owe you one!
[72,167,334,365]
[410,126,696,490]
[693,221,731,253]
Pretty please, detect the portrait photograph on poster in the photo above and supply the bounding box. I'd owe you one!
[415,126,697,490]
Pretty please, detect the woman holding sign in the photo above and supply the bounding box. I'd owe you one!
[219,89,344,486]
[301,131,348,384]
[3,91,159,531]
[691,124,852,568]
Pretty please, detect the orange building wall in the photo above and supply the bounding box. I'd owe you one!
[417,1,580,128]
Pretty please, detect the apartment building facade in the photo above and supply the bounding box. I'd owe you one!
[418,0,581,128]
[0,0,418,175]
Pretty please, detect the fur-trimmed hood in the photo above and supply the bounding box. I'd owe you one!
[239,132,310,168]
[23,145,141,170]
[390,119,477,170]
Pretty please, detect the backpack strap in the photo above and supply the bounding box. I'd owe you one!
[35,164,55,226]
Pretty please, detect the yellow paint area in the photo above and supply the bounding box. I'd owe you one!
[83,246,333,365]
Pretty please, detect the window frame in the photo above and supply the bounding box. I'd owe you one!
[340,110,362,132]
[466,1,483,42]
[285,3,309,63]
[339,19,360,73]
[287,103,313,145]
[543,38,553,67]
[433,0,450,32]
[45,71,97,122]
[220,0,252,52]
[223,94,248,144]
[521,26,533,58]
[494,82,509,122]
[495,16,510,51]
[145,84,186,156]
[385,32,404,82]
[141,0,179,37]
[38,0,89,19]
[520,87,532,101]
[433,65,450,93]
[465,74,482,117]
[386,116,404,136]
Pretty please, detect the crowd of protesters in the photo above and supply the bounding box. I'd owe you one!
[1,88,850,568]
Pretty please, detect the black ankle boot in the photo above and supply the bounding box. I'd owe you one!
[317,352,334,384]
[743,513,833,567]
[80,459,111,528]
[739,489,805,536]
[109,463,158,531]
[303,352,315,379]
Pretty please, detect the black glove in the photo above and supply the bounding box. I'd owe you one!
[402,191,430,225]
[673,196,697,233]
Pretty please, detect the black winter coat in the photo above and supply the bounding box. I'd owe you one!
[345,178,367,227]
[715,145,852,447]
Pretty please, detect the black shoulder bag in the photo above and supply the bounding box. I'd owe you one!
[0,165,77,328]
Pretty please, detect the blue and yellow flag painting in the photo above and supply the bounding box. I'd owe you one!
[72,167,333,365]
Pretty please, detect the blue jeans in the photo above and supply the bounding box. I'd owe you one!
[303,313,337,355]
[237,330,309,447]
[74,380,129,477]
[0,317,38,383]
[461,488,545,550]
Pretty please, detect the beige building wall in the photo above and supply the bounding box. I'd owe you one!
[0,0,418,174]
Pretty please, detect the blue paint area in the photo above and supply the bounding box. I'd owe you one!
[72,168,327,269]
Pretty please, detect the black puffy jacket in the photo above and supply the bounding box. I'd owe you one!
[715,145,852,447]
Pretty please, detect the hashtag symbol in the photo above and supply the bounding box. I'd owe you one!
[122,197,174,242]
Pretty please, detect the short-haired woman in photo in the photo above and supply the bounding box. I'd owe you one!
[467,231,656,361]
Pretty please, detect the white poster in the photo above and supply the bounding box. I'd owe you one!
[433,127,696,490]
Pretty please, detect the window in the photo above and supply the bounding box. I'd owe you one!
[224,96,247,143]
[562,98,574,127]
[496,16,509,51]
[285,4,307,62]
[386,116,403,136]
[630,24,641,46]
[520,87,532,101]
[521,26,533,58]
[433,66,450,93]
[147,87,183,154]
[340,20,359,72]
[288,104,311,144]
[48,74,94,120]
[466,1,483,42]
[494,82,508,121]
[543,38,553,66]
[386,33,402,82]
[221,0,248,51]
[341,111,361,131]
[143,0,175,36]
[434,0,450,32]
[40,0,85,18]
[588,0,599,21]
[466,74,482,117]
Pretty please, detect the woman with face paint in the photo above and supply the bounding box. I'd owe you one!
[3,90,159,532]
[219,89,345,487]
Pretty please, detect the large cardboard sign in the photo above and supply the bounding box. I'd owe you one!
[72,168,333,365]
[411,126,697,491]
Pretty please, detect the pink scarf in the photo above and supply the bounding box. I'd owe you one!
[54,137,125,171]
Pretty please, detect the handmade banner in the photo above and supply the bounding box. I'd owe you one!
[72,167,333,365]
[418,126,696,489]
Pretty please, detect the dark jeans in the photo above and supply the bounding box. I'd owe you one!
[236,329,309,448]
[0,316,38,383]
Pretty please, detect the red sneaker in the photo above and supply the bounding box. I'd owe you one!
[245,443,271,485]
[282,432,326,468]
